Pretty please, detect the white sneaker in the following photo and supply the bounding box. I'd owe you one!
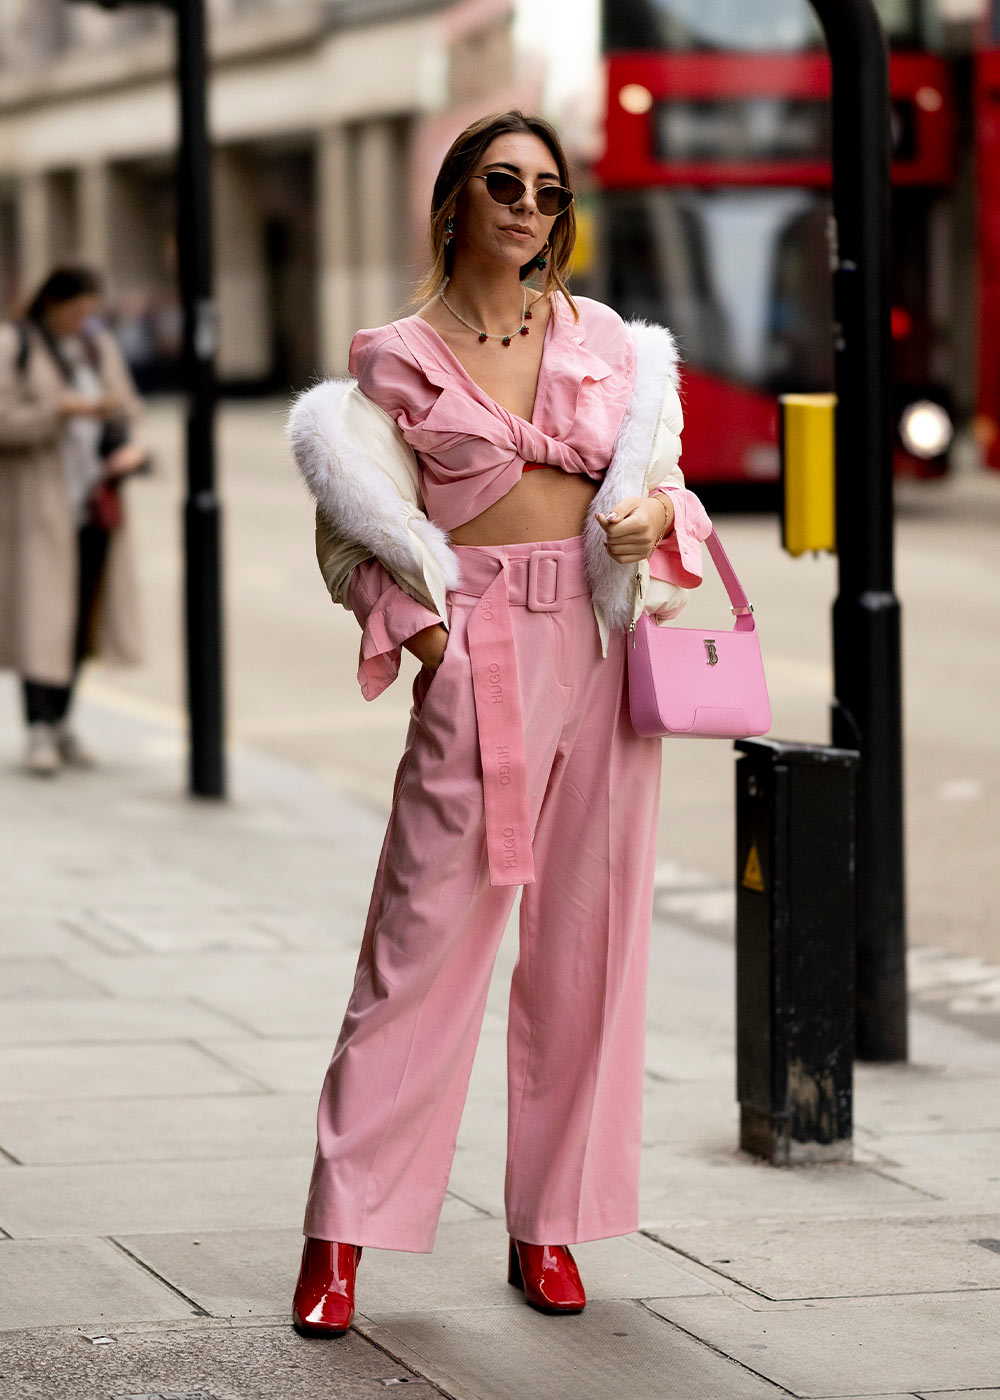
[54,724,96,769]
[25,723,60,776]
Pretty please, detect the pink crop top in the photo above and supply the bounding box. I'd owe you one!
[348,294,636,532]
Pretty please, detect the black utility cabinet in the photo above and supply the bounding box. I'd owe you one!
[735,739,859,1164]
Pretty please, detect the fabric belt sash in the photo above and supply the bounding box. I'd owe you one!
[455,546,591,888]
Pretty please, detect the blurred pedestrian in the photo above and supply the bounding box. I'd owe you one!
[0,265,148,775]
[287,110,713,1334]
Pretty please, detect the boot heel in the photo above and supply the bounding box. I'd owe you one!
[507,1237,523,1289]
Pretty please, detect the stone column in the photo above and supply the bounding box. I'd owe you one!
[316,123,354,376]
[18,171,51,295]
[212,145,271,383]
[78,161,112,277]
[357,118,401,334]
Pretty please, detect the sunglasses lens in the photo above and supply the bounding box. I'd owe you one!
[484,172,525,205]
[536,186,573,217]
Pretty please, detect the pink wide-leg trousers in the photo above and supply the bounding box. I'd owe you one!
[304,535,662,1252]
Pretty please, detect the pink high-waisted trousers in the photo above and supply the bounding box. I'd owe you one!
[303,534,662,1252]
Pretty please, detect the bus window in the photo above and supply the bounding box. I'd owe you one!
[604,188,833,395]
[604,0,938,53]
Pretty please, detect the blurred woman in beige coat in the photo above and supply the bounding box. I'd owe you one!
[0,266,148,773]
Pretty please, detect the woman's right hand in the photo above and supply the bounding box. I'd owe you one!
[405,622,449,671]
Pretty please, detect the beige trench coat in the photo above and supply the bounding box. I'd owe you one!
[0,321,146,686]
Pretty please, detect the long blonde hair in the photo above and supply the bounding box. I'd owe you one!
[413,110,578,317]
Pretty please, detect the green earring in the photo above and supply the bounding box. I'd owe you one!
[534,241,550,270]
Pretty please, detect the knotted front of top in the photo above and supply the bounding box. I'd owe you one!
[347,294,636,532]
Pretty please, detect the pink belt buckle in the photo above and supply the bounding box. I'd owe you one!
[526,550,561,612]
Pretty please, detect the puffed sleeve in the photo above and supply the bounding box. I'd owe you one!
[347,557,444,701]
[349,325,439,427]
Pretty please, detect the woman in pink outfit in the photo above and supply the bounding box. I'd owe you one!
[286,110,712,1335]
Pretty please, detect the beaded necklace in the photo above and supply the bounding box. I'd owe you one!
[438,283,532,347]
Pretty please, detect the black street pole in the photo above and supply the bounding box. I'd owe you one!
[175,0,225,798]
[807,0,907,1060]
[65,0,226,797]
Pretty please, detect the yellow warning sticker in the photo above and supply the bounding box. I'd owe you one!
[741,843,765,893]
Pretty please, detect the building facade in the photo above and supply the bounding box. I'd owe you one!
[0,0,554,386]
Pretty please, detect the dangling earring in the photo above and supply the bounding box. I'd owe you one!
[444,214,456,245]
[534,240,550,271]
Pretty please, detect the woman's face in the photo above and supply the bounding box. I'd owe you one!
[454,132,566,275]
[45,292,101,337]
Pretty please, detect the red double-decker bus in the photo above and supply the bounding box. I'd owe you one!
[587,1,957,487]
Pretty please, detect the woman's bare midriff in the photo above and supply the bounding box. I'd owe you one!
[448,468,598,546]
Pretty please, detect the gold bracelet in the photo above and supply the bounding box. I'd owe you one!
[653,493,673,545]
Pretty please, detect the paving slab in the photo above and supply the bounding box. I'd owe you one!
[0,1092,314,1165]
[648,1213,1000,1298]
[368,1299,786,1400]
[253,905,376,948]
[197,1038,334,1094]
[855,1063,1000,1135]
[642,1076,740,1144]
[644,1022,738,1082]
[0,1318,435,1400]
[109,1219,528,1325]
[0,957,108,1000]
[645,1291,1000,1397]
[859,1132,1000,1209]
[0,996,245,1046]
[80,906,285,954]
[0,913,97,960]
[62,949,362,1037]
[909,1007,1000,1072]
[114,1228,303,1321]
[0,1043,262,1103]
[0,1158,310,1237]
[638,1141,930,1228]
[0,1238,196,1331]
[355,1220,714,1315]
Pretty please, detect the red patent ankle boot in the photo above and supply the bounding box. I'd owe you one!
[508,1238,586,1314]
[292,1238,362,1338]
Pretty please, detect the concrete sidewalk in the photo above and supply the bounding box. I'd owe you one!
[2,678,1000,1400]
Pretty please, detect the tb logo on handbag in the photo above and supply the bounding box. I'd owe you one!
[704,639,719,666]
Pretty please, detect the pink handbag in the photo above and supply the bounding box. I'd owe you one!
[627,529,772,739]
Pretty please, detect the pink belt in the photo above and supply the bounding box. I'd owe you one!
[452,544,591,887]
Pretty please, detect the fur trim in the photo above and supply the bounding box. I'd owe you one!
[583,321,681,631]
[287,378,459,590]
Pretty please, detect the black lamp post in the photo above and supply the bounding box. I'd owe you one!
[806,0,907,1061]
[66,0,225,800]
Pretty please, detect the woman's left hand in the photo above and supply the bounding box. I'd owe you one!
[596,495,673,564]
[104,443,147,478]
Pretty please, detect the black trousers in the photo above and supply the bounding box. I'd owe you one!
[22,524,111,727]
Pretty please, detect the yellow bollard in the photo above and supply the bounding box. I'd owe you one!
[779,393,837,556]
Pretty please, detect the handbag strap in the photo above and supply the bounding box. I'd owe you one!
[632,526,756,634]
[704,530,756,631]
